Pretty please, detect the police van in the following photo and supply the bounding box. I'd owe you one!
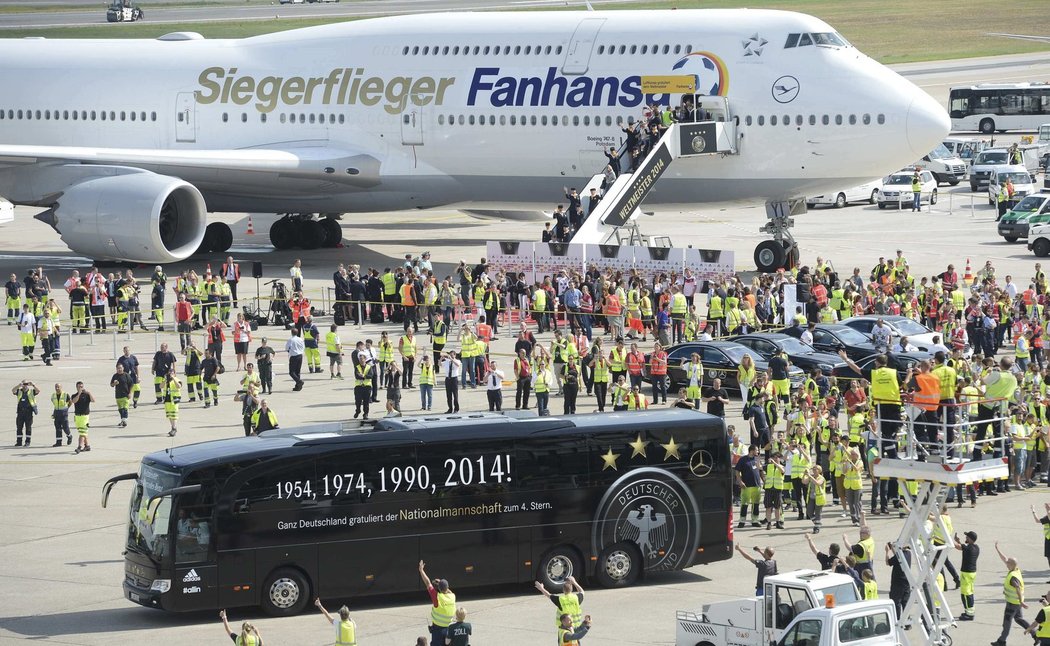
[987,165,1037,205]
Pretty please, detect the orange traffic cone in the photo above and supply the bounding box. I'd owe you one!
[246,215,255,235]
[963,258,972,282]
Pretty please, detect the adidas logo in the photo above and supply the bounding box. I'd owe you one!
[182,569,201,583]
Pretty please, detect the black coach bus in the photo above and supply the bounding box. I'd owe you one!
[103,408,732,615]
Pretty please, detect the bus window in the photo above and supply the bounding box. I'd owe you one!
[175,491,214,563]
[127,464,179,561]
[236,460,318,513]
[515,436,589,491]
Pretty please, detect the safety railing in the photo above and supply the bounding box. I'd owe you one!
[872,396,1012,464]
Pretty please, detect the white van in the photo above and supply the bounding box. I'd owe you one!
[806,180,881,208]
[913,144,966,185]
[988,165,1037,204]
[943,136,990,163]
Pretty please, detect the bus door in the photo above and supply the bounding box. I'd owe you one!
[171,488,218,611]
[314,444,421,598]
[413,442,521,587]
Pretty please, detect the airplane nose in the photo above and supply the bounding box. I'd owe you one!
[906,91,951,158]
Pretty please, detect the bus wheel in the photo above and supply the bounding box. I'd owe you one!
[538,546,581,589]
[262,567,311,616]
[979,118,995,134]
[595,543,641,588]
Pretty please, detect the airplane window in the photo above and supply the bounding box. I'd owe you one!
[651,44,658,54]
[99,111,105,121]
[472,46,480,54]
[770,115,777,126]
[299,114,306,123]
[808,115,816,125]
[514,46,521,55]
[402,46,409,55]
[109,111,115,120]
[121,111,127,121]
[72,111,78,121]
[151,111,156,121]
[674,44,682,54]
[483,46,490,55]
[422,46,429,55]
[530,115,537,125]
[90,111,96,120]
[44,110,50,120]
[222,113,228,123]
[412,46,419,55]
[616,116,623,125]
[458,115,464,125]
[795,115,802,126]
[36,110,42,119]
[499,115,506,125]
[686,44,693,51]
[877,113,885,124]
[598,45,604,54]
[783,114,789,125]
[545,45,552,54]
[822,115,829,125]
[452,46,459,55]
[785,33,800,48]
[261,113,268,123]
[573,115,580,126]
[835,114,843,125]
[745,115,752,126]
[629,45,637,54]
[583,116,590,126]
[130,111,136,121]
[527,46,533,54]
[241,113,248,123]
[848,114,856,125]
[556,45,563,54]
[798,33,812,47]
[541,115,547,126]
[862,113,871,125]
[280,114,286,123]
[438,114,444,125]
[7,110,12,119]
[605,116,612,126]
[469,115,476,125]
[618,45,626,54]
[757,115,764,126]
[641,45,647,54]
[0,111,4,120]
[442,46,449,55]
[510,115,516,125]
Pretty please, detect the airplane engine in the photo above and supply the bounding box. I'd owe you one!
[42,173,207,263]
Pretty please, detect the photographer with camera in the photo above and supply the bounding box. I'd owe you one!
[12,379,40,447]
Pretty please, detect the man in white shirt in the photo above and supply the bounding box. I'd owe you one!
[1004,275,1018,299]
[441,351,461,413]
[928,335,950,356]
[681,268,697,307]
[871,319,892,353]
[17,303,36,361]
[800,322,815,347]
[289,259,303,293]
[285,328,305,391]
[892,335,917,353]
[485,359,506,412]
[363,339,379,403]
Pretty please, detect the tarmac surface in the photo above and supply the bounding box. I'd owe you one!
[3,47,1050,645]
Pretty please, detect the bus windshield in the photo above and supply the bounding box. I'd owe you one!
[127,464,180,561]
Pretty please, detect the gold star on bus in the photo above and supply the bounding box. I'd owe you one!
[628,434,648,458]
[661,437,681,461]
[601,447,620,471]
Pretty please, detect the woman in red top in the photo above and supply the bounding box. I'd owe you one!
[843,378,867,416]
[625,342,645,390]
[649,342,668,404]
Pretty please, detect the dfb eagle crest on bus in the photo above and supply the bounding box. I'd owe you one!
[619,504,670,558]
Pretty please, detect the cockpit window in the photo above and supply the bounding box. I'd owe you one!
[785,32,850,48]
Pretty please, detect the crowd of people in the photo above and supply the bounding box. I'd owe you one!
[12,244,1050,642]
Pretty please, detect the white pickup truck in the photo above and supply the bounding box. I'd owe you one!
[676,570,863,646]
[775,600,902,646]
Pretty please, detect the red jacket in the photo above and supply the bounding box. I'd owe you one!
[175,301,193,323]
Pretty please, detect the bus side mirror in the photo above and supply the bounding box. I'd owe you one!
[101,472,139,508]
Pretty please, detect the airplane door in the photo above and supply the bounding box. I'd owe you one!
[175,92,196,143]
[561,18,606,75]
[401,107,423,146]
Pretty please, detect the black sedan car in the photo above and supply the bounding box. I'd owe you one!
[779,323,879,362]
[644,341,805,392]
[843,351,934,383]
[730,332,850,378]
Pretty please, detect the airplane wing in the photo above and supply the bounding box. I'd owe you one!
[986,33,1050,43]
[0,143,382,187]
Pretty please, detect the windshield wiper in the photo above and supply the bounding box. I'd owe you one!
[125,536,162,570]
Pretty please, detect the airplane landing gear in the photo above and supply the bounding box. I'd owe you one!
[269,214,344,250]
[755,199,803,273]
[195,222,233,255]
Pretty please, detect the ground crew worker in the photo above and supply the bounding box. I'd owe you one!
[682,352,704,405]
[801,464,826,533]
[163,370,182,437]
[234,387,260,437]
[400,328,417,388]
[861,569,878,600]
[353,353,373,419]
[931,506,960,588]
[13,379,39,447]
[314,598,356,646]
[911,170,922,212]
[254,338,274,395]
[151,343,177,404]
[377,331,394,389]
[110,363,132,428]
[50,382,71,447]
[116,346,141,409]
[70,381,94,453]
[183,343,204,402]
[5,273,21,325]
[992,541,1030,646]
[558,613,592,645]
[150,265,166,329]
[219,609,262,646]
[535,576,585,630]
[418,560,455,646]
[845,526,876,580]
[69,279,88,333]
[763,452,785,530]
[1025,591,1050,645]
[325,324,343,379]
[303,316,321,373]
[430,316,447,367]
[251,399,279,434]
[418,354,435,410]
[953,530,980,621]
[1033,503,1050,575]
[202,349,220,408]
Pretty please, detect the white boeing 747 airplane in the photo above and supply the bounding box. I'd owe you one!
[0,9,948,266]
